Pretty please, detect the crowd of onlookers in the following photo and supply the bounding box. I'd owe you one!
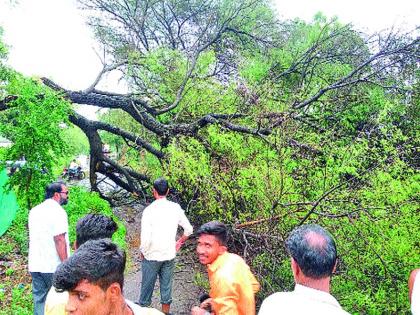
[28,178,419,315]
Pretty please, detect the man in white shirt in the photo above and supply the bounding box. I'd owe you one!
[28,182,70,315]
[259,224,350,315]
[139,177,193,315]
[68,159,78,171]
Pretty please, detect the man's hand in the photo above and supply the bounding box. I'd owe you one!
[191,306,209,315]
[200,298,213,311]
[139,252,145,261]
[175,239,184,252]
[176,235,189,252]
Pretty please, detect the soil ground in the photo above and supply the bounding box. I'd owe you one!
[113,203,204,315]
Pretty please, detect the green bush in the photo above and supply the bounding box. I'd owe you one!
[0,186,127,315]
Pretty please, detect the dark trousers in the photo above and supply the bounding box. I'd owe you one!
[31,272,53,315]
[139,259,175,306]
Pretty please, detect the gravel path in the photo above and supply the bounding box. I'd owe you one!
[113,203,203,315]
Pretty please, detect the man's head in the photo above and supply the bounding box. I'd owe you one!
[53,239,126,315]
[285,224,337,280]
[45,182,68,205]
[196,221,228,265]
[153,177,169,197]
[75,214,118,249]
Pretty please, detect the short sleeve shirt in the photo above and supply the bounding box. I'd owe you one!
[28,198,69,273]
[140,198,193,261]
[258,284,350,315]
[126,300,164,314]
[208,252,260,315]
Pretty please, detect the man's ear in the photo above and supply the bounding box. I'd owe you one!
[291,257,300,279]
[52,192,60,202]
[332,259,338,274]
[106,283,122,302]
[218,245,227,255]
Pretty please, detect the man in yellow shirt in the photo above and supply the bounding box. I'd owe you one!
[191,221,260,315]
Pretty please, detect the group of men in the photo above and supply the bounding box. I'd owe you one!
[28,178,419,315]
[28,182,164,315]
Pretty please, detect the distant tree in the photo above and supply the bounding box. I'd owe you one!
[62,123,90,156]
[0,27,71,208]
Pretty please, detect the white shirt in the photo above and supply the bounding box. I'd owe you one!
[140,198,193,261]
[258,284,350,315]
[126,300,164,315]
[413,272,420,315]
[28,198,69,273]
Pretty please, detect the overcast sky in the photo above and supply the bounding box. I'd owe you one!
[0,0,418,118]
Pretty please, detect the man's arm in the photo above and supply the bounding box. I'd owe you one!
[211,295,238,315]
[175,207,193,251]
[191,306,212,315]
[209,278,241,315]
[212,263,258,314]
[53,233,68,262]
[249,270,260,294]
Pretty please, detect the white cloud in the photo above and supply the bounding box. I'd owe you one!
[0,0,102,91]
[273,0,419,32]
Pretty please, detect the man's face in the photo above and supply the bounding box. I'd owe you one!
[197,234,226,265]
[65,279,112,315]
[58,185,69,205]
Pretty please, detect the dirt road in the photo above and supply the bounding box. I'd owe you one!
[113,204,203,315]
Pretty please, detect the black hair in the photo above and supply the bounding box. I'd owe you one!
[45,182,65,199]
[285,224,337,279]
[196,221,228,246]
[153,177,169,196]
[53,239,126,292]
[76,214,118,247]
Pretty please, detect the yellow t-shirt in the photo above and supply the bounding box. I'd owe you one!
[208,252,260,315]
[44,287,67,315]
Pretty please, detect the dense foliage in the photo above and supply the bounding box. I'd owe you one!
[0,73,71,208]
[90,8,418,313]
